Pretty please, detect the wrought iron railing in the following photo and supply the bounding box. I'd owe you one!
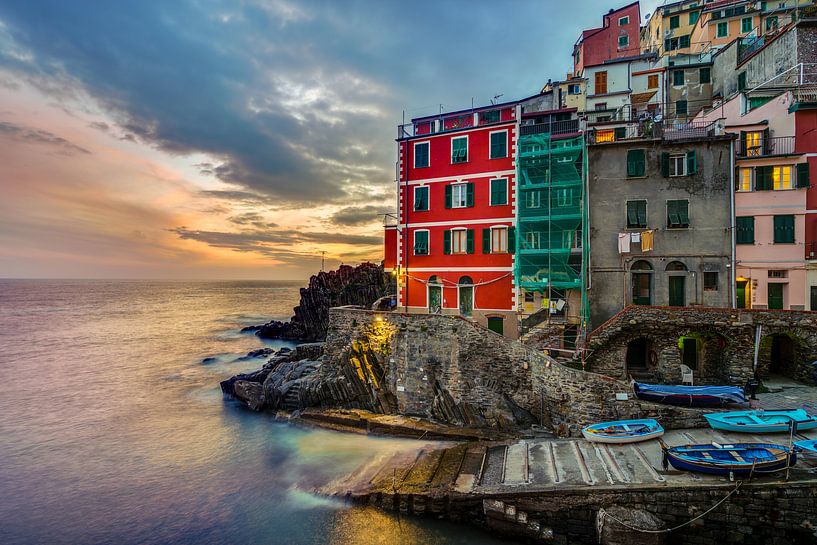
[736,135,797,157]
[519,119,580,136]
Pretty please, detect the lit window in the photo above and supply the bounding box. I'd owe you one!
[491,227,508,253]
[451,229,468,254]
[738,168,753,191]
[744,131,763,156]
[451,184,468,208]
[773,166,793,190]
[669,154,687,177]
[596,129,615,143]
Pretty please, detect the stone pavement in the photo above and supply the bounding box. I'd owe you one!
[754,379,817,411]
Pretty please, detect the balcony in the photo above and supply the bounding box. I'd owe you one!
[588,120,719,144]
[519,119,580,136]
[736,136,797,158]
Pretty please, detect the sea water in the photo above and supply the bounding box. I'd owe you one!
[0,280,511,545]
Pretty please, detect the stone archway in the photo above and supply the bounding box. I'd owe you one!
[625,337,655,378]
[676,331,730,384]
[757,332,810,383]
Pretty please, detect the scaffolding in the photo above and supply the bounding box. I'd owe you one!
[516,131,588,330]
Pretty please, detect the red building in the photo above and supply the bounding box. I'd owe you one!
[384,102,520,337]
[573,1,641,76]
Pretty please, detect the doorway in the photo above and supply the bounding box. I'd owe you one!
[736,280,748,309]
[626,338,651,373]
[681,337,698,370]
[767,283,784,310]
[487,317,504,335]
[769,334,795,376]
[631,260,653,305]
[458,276,473,316]
[428,284,442,314]
[669,276,685,306]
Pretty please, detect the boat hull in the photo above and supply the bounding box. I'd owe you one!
[704,409,817,433]
[582,419,664,444]
[633,382,745,407]
[666,443,796,476]
[794,440,817,455]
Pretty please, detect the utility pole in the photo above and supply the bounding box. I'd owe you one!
[321,251,325,272]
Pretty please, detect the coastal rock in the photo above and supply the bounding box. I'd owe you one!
[597,506,666,545]
[233,380,266,411]
[235,347,276,361]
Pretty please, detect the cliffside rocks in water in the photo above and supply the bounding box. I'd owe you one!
[242,262,392,342]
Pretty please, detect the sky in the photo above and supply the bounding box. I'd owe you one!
[0,0,663,280]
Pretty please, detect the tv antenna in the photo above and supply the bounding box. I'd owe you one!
[491,94,504,105]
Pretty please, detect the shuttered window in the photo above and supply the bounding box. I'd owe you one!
[413,186,429,211]
[736,216,754,244]
[490,178,508,205]
[448,229,473,254]
[595,71,608,94]
[755,166,774,190]
[451,136,468,163]
[699,67,711,84]
[676,100,688,115]
[773,215,795,244]
[414,142,429,168]
[446,183,474,208]
[673,70,684,86]
[667,200,689,228]
[413,230,429,255]
[773,166,792,190]
[626,200,647,228]
[626,149,646,177]
[489,132,507,159]
[797,163,811,189]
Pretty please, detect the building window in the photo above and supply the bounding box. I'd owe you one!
[773,166,793,190]
[489,131,507,159]
[595,102,608,111]
[595,71,608,94]
[490,178,508,205]
[736,216,755,244]
[768,269,788,278]
[755,166,773,190]
[450,183,469,208]
[414,142,429,168]
[627,200,648,228]
[717,21,728,37]
[670,15,680,29]
[662,151,696,177]
[699,67,711,84]
[675,99,688,115]
[648,74,659,89]
[673,70,685,86]
[689,10,700,25]
[525,191,542,209]
[773,215,795,243]
[704,272,718,291]
[743,130,764,156]
[490,226,509,253]
[679,35,690,48]
[480,109,500,124]
[446,228,472,254]
[669,153,687,177]
[595,128,615,143]
[619,15,629,25]
[568,83,581,94]
[627,149,646,177]
[738,168,753,191]
[741,17,753,33]
[766,16,778,31]
[738,71,747,91]
[451,136,468,164]
[667,200,690,228]
[555,188,572,207]
[618,34,629,48]
[525,231,542,249]
[414,186,429,211]
[413,230,429,255]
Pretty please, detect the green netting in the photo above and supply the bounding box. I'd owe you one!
[516,133,586,299]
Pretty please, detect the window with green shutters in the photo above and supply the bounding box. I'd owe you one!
[689,11,699,25]
[766,15,778,31]
[738,71,747,91]
[413,186,429,211]
[490,178,508,205]
[670,15,680,29]
[446,182,474,208]
[717,22,728,37]
[773,215,795,244]
[679,35,690,49]
[673,70,684,86]
[626,200,647,228]
[489,131,507,159]
[413,230,429,255]
[676,100,688,115]
[797,163,811,189]
[626,149,646,177]
[451,136,468,163]
[699,67,711,84]
[667,200,690,228]
[414,142,429,168]
[445,228,474,254]
[741,17,752,33]
[736,216,755,244]
[755,166,773,190]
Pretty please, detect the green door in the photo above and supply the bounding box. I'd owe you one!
[736,280,747,309]
[768,283,784,310]
[669,276,685,307]
[459,286,473,316]
[428,285,442,314]
[632,274,652,305]
[487,317,504,335]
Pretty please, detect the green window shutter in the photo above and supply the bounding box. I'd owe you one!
[414,231,428,255]
[738,71,746,91]
[444,184,452,208]
[699,67,710,84]
[661,152,670,177]
[466,229,474,254]
[614,127,626,140]
[443,230,451,254]
[756,166,773,190]
[673,71,684,86]
[414,187,428,211]
[482,228,491,254]
[637,201,647,226]
[762,128,771,155]
[490,132,507,159]
[627,149,646,177]
[508,226,516,253]
[690,11,699,25]
[774,215,795,243]
[490,179,507,205]
[678,200,690,226]
[680,35,690,49]
[736,216,755,244]
[415,143,429,168]
[627,201,638,226]
[740,130,747,155]
[676,100,688,115]
[667,200,678,226]
[466,182,474,207]
[686,150,697,175]
[797,163,811,188]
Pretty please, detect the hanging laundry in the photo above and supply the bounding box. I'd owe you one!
[618,232,631,254]
[630,232,641,243]
[641,230,654,252]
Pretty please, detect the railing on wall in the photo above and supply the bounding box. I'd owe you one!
[736,135,797,157]
[519,119,580,136]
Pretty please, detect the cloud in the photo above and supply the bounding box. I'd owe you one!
[0,120,90,155]
[331,205,388,226]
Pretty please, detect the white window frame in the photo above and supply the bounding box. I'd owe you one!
[555,188,572,207]
[413,185,430,211]
[489,129,508,159]
[738,167,753,192]
[413,229,430,256]
[525,191,542,209]
[451,228,468,254]
[489,178,508,206]
[669,153,687,177]
[525,231,542,249]
[490,226,509,254]
[773,165,793,191]
[619,15,629,25]
[618,34,629,48]
[451,135,469,164]
[413,141,430,169]
[451,183,468,208]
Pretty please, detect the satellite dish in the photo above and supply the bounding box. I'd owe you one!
[654,114,664,122]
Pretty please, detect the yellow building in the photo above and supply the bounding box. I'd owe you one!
[690,1,760,54]
[558,75,586,112]
[641,0,703,57]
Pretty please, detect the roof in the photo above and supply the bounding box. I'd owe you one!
[410,91,548,123]
[702,0,751,14]
[631,91,657,103]
[576,1,640,45]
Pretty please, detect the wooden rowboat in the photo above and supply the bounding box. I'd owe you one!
[633,381,746,407]
[663,442,796,476]
[704,409,817,433]
[581,419,664,444]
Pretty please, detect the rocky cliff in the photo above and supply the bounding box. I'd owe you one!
[242,262,392,341]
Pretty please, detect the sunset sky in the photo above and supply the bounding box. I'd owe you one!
[0,0,660,280]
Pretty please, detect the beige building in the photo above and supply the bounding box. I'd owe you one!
[642,0,703,58]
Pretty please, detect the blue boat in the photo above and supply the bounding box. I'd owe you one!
[633,381,746,407]
[581,419,664,444]
[794,440,817,456]
[705,409,817,433]
[664,442,796,476]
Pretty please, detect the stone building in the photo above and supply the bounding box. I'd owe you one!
[586,124,735,328]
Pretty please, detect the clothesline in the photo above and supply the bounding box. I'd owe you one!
[405,272,512,288]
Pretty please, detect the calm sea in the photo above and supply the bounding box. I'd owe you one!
[0,280,511,545]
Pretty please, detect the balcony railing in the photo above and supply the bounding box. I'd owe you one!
[519,119,580,136]
[588,120,719,144]
[662,120,718,141]
[736,135,797,157]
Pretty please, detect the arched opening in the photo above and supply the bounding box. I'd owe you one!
[427,275,442,314]
[626,337,653,375]
[631,260,653,305]
[666,261,687,307]
[666,261,687,271]
[765,334,797,378]
[757,333,809,384]
[458,276,473,317]
[676,332,729,383]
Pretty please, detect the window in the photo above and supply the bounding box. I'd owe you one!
[741,17,752,33]
[773,215,795,243]
[773,166,793,190]
[619,15,629,25]
[704,272,718,291]
[568,83,581,94]
[755,166,773,190]
[414,142,429,168]
[480,109,500,124]
[451,136,468,163]
[525,231,542,249]
[450,183,469,208]
[743,130,763,156]
[648,74,659,89]
[489,131,507,159]
[669,153,687,177]
[738,71,747,91]
[618,34,629,48]
[689,11,700,25]
[699,67,711,84]
[553,188,570,207]
[662,151,696,177]
[413,230,429,255]
[676,99,688,115]
[736,216,755,244]
[717,22,728,37]
[490,178,508,206]
[595,102,608,111]
[797,163,811,188]
[738,168,753,191]
[667,200,690,228]
[768,269,788,278]
[766,16,778,31]
[679,35,690,49]
[525,191,542,209]
[627,149,646,177]
[414,186,429,211]
[670,15,680,29]
[595,71,608,94]
[595,128,615,143]
[673,70,685,86]
[490,226,508,253]
[446,228,472,254]
[627,200,648,228]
